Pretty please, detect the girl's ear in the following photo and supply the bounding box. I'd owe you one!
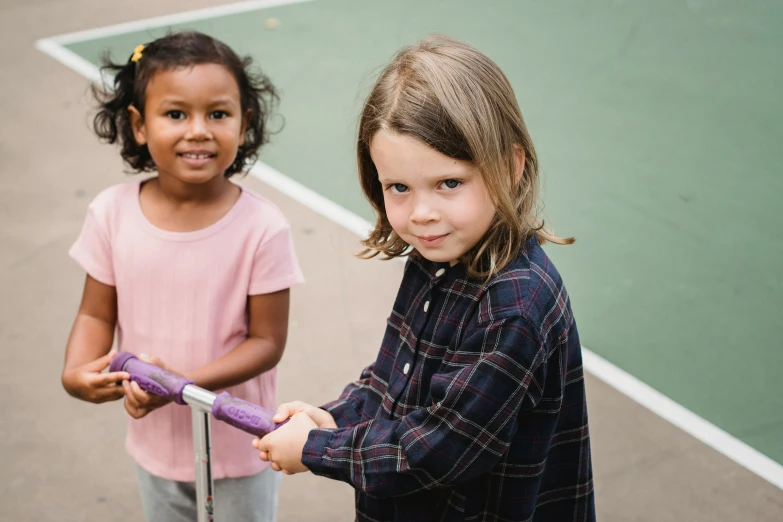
[239,109,252,146]
[513,145,526,184]
[128,105,147,145]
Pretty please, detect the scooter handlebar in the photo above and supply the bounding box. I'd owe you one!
[212,392,289,437]
[109,353,193,405]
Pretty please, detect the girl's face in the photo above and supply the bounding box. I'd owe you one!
[130,63,248,186]
[371,129,496,266]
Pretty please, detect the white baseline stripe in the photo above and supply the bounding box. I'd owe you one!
[49,0,314,44]
[250,163,373,238]
[582,350,783,490]
[34,12,783,492]
[34,39,105,84]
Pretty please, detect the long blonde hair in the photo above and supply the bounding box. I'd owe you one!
[357,35,573,279]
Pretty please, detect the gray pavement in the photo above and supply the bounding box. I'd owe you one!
[1,1,781,520]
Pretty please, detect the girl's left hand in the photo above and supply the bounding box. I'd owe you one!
[122,353,174,419]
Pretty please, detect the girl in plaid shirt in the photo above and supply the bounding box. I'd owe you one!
[255,35,596,521]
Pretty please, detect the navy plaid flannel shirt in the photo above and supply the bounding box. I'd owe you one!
[302,236,595,521]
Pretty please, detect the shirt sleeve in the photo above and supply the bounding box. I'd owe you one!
[69,206,115,286]
[301,315,546,498]
[320,363,375,428]
[248,225,305,295]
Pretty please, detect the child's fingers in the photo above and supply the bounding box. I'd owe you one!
[139,353,167,370]
[123,396,148,419]
[274,401,306,422]
[253,438,275,462]
[255,435,271,452]
[129,380,153,402]
[122,387,143,417]
[123,381,143,409]
[292,411,319,430]
[94,383,127,403]
[307,408,338,429]
[85,351,118,372]
[270,462,282,472]
[96,371,130,387]
[147,394,169,408]
[273,403,295,422]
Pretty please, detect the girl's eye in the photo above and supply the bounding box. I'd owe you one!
[441,179,461,190]
[210,111,229,119]
[166,110,186,120]
[388,183,409,194]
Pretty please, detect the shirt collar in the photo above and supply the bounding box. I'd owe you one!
[410,255,468,283]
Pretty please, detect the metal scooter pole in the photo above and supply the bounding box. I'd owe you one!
[111,353,287,522]
[183,385,218,521]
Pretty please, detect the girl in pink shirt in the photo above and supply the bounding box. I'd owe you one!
[62,32,303,522]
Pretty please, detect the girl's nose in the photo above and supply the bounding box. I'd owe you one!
[187,116,211,140]
[410,195,439,224]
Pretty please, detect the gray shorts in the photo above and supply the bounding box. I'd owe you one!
[136,465,281,522]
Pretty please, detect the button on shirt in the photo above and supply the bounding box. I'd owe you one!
[302,236,595,522]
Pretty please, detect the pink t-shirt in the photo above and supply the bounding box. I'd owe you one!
[70,180,304,481]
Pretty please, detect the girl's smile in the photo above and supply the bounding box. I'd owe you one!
[129,63,249,188]
[177,149,218,167]
[415,234,449,248]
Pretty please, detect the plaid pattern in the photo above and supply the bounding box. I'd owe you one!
[302,236,595,521]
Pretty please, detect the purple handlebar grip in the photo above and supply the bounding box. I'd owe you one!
[212,392,289,437]
[110,353,193,405]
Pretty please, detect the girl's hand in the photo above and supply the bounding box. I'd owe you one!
[121,353,174,419]
[272,401,338,429]
[137,353,173,373]
[253,412,318,474]
[61,351,130,404]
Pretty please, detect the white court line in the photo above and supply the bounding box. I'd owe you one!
[48,0,314,44]
[33,3,783,492]
[35,39,107,84]
[252,163,373,238]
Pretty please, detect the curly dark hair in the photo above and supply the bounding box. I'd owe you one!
[92,31,280,177]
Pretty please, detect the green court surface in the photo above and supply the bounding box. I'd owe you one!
[63,0,783,465]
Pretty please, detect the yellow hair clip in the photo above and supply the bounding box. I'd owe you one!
[130,44,145,63]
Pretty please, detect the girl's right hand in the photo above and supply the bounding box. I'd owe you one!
[273,401,337,429]
[61,351,130,403]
